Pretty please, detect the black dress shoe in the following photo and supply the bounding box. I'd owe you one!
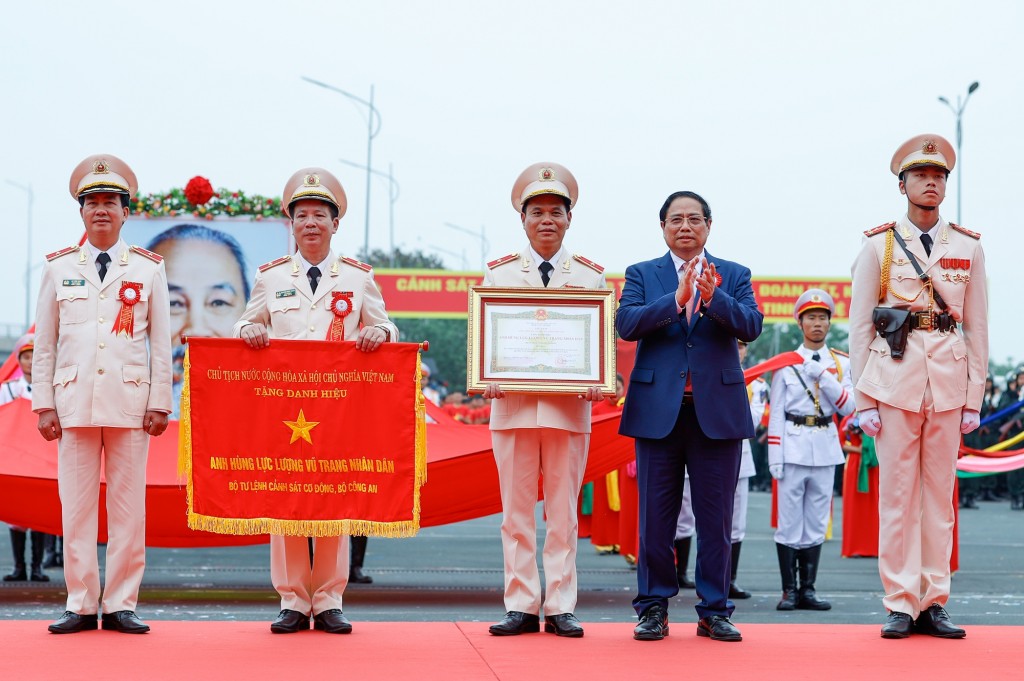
[697,615,742,642]
[48,611,98,634]
[270,609,311,634]
[30,566,50,582]
[796,588,831,611]
[776,588,797,611]
[633,605,669,641]
[677,573,696,589]
[349,567,373,584]
[489,611,540,636]
[101,610,150,634]
[880,611,913,639]
[914,604,966,639]
[729,582,752,599]
[544,613,584,638]
[1011,495,1024,511]
[313,609,353,634]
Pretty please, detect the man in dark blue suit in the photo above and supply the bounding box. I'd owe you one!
[617,190,763,642]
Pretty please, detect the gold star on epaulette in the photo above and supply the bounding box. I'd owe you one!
[46,245,79,262]
[130,245,163,263]
[948,223,981,240]
[259,255,293,272]
[486,253,518,270]
[341,256,372,272]
[863,222,896,237]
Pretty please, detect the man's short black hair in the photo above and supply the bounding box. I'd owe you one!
[78,193,130,209]
[521,194,571,214]
[897,166,951,183]
[659,191,711,222]
[289,198,339,220]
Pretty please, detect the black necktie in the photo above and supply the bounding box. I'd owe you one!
[96,252,111,282]
[307,266,321,294]
[539,261,553,287]
[812,352,821,362]
[921,234,933,257]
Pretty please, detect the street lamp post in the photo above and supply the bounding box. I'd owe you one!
[444,222,489,270]
[6,179,33,330]
[302,76,382,256]
[938,81,980,225]
[338,158,400,266]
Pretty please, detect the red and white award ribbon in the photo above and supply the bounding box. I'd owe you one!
[326,291,353,341]
[112,281,143,338]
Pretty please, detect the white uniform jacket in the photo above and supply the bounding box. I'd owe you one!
[767,345,855,467]
[482,247,607,434]
[232,251,398,342]
[32,240,172,426]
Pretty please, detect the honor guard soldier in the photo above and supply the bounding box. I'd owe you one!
[233,168,397,634]
[767,289,855,611]
[484,163,608,638]
[34,155,173,634]
[850,135,988,639]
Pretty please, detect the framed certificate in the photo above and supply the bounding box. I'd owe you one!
[467,286,616,395]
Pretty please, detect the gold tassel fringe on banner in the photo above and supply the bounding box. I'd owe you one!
[179,344,428,539]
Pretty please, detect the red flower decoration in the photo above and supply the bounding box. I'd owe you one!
[184,176,215,205]
[714,272,723,287]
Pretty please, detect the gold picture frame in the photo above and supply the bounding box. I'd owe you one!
[467,286,616,395]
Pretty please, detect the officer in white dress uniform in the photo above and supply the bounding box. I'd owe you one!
[767,289,854,611]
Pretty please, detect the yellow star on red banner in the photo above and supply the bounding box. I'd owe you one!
[283,409,320,445]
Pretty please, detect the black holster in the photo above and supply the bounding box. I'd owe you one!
[872,307,911,360]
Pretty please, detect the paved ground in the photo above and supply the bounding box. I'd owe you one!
[2,490,1022,627]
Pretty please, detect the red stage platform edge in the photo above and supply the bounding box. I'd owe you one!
[0,621,1019,681]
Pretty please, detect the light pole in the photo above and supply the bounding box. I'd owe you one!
[427,243,468,270]
[338,158,400,266]
[938,81,980,225]
[302,76,382,256]
[6,179,33,330]
[444,222,489,270]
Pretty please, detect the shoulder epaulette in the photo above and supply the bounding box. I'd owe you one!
[130,245,163,263]
[341,256,372,272]
[259,255,293,272]
[487,253,519,270]
[573,253,605,273]
[46,245,79,261]
[948,223,981,240]
[831,349,850,358]
[863,222,896,237]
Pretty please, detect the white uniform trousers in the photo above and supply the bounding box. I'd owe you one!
[270,534,350,615]
[492,428,588,617]
[58,427,149,615]
[676,476,750,543]
[876,384,961,619]
[774,463,834,549]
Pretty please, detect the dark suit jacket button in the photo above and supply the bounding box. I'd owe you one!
[680,371,686,378]
[687,342,693,348]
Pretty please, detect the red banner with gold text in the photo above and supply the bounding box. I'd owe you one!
[371,269,851,323]
[178,338,426,538]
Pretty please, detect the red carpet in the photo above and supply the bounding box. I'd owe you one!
[0,622,1019,680]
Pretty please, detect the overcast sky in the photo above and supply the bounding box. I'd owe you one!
[2,0,1020,362]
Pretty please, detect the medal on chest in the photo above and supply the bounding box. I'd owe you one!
[327,291,354,341]
[112,281,143,338]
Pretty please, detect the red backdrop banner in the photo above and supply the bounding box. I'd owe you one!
[370,270,852,323]
[179,338,427,538]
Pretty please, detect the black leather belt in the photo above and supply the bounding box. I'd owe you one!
[682,393,695,406]
[908,311,953,332]
[785,413,831,427]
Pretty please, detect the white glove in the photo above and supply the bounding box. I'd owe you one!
[859,409,882,437]
[802,359,826,381]
[961,409,981,435]
[769,464,784,480]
